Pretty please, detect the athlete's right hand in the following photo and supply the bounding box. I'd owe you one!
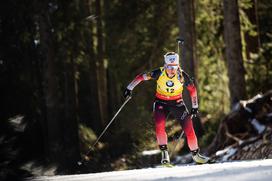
[190,108,198,117]
[123,88,132,99]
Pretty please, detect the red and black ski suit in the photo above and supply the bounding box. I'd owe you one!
[126,67,199,151]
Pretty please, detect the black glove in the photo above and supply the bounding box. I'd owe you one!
[190,108,198,117]
[123,88,132,99]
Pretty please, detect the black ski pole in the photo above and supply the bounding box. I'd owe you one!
[77,96,132,165]
[176,38,184,56]
[168,37,186,158]
[169,130,184,158]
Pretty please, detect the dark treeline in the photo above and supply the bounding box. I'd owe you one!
[0,0,271,178]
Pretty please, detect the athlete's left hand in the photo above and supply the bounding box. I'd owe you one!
[190,108,198,117]
[123,88,132,99]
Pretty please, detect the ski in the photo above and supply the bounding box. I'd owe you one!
[156,163,175,168]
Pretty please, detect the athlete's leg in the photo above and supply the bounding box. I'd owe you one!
[153,101,168,146]
[170,104,199,151]
[172,105,210,163]
[153,101,171,164]
[171,103,210,163]
[181,114,199,151]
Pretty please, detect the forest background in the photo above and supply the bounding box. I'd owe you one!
[0,0,271,176]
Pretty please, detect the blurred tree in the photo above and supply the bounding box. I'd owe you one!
[60,0,81,168]
[82,0,102,132]
[39,1,63,163]
[242,0,260,61]
[177,0,203,136]
[177,0,197,78]
[223,0,246,107]
[196,0,230,116]
[240,0,272,96]
[95,0,109,127]
[255,0,272,93]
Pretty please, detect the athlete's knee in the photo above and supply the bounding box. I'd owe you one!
[156,125,166,135]
[155,117,165,132]
[183,121,197,139]
[186,130,197,140]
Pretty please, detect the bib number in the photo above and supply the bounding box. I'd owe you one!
[166,88,174,93]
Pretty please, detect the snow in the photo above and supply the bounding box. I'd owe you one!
[250,118,266,134]
[221,148,237,161]
[142,150,161,156]
[215,146,237,161]
[32,159,272,181]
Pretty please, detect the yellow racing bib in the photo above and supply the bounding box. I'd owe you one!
[156,67,184,97]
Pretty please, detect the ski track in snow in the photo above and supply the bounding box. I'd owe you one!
[32,159,272,181]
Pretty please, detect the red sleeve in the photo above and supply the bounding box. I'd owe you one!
[126,68,161,90]
[126,74,147,90]
[182,70,198,108]
[187,84,198,108]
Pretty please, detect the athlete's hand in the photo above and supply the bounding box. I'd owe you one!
[123,88,132,99]
[190,108,198,117]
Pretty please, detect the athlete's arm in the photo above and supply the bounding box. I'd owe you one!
[182,71,198,109]
[126,68,161,91]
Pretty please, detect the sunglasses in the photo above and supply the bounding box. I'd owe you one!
[166,65,179,70]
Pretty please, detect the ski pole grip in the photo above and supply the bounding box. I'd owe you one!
[176,38,184,45]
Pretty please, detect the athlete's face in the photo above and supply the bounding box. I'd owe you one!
[165,64,178,77]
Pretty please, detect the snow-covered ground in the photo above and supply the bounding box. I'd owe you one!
[32,159,272,181]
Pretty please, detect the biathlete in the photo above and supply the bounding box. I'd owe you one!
[123,52,210,164]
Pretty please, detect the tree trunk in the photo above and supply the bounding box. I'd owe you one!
[177,0,197,79]
[244,0,260,61]
[103,0,120,117]
[95,0,108,127]
[84,0,102,132]
[223,0,246,107]
[177,0,203,136]
[39,9,62,163]
[62,52,80,169]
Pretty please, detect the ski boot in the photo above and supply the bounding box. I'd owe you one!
[191,149,210,164]
[159,145,171,165]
